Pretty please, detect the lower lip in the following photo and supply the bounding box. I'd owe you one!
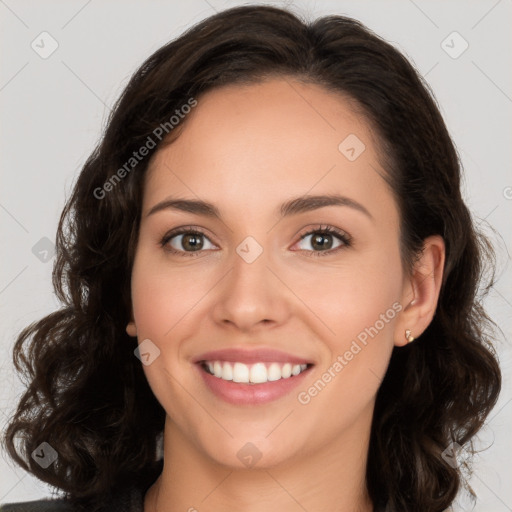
[196,364,312,405]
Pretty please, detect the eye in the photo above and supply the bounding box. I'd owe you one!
[160,224,351,258]
[160,227,217,256]
[293,225,351,257]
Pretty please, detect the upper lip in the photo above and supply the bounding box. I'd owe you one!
[193,348,314,365]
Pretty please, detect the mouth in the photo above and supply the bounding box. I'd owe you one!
[193,348,314,405]
[199,360,312,384]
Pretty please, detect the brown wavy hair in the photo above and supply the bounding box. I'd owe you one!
[3,5,501,512]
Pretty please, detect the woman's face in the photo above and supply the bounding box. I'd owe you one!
[128,78,413,469]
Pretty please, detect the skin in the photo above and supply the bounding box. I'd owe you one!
[126,78,445,512]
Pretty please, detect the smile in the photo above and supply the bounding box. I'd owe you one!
[201,360,310,384]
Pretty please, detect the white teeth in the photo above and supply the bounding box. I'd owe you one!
[213,361,223,378]
[267,363,282,381]
[249,363,267,383]
[222,361,233,381]
[281,363,292,379]
[233,362,250,383]
[203,360,309,383]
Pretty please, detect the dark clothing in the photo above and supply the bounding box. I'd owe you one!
[0,460,166,512]
[0,486,145,512]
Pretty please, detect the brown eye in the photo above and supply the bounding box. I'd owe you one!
[161,228,217,256]
[179,233,204,251]
[293,225,351,257]
[309,233,335,251]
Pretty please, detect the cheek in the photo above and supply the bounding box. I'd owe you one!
[300,251,403,346]
[295,276,402,433]
[294,246,403,409]
[130,253,208,337]
[129,257,202,427]
[129,253,189,379]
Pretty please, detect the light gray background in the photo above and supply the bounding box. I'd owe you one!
[1,0,511,510]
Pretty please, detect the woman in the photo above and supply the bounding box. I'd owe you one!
[1,5,501,512]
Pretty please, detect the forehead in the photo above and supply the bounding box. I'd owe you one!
[144,78,394,222]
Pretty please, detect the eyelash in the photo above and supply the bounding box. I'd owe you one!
[159,224,352,258]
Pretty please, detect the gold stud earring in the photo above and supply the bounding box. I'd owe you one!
[126,323,137,337]
[405,329,415,343]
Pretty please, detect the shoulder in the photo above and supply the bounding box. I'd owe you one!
[0,487,144,512]
[0,500,73,511]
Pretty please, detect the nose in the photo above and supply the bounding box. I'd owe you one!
[211,244,290,333]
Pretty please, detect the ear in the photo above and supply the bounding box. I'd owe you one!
[394,235,445,347]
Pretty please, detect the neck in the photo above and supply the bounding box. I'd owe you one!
[145,416,373,512]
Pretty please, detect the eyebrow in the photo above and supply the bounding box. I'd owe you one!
[146,194,373,220]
